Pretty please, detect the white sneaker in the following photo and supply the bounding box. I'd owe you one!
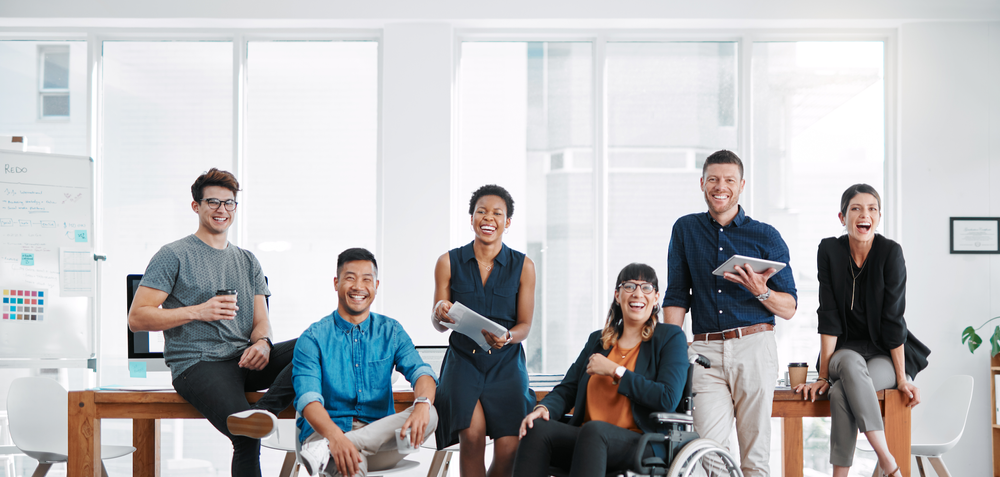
[226,409,278,439]
[299,438,332,476]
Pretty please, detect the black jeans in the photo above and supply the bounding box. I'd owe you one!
[172,339,297,477]
[512,418,646,477]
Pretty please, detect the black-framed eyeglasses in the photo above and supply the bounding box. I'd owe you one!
[618,282,656,294]
[202,198,238,211]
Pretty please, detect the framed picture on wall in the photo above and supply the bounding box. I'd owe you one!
[950,217,1000,254]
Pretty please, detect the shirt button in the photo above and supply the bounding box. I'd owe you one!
[355,363,359,367]
[719,310,723,314]
[719,247,723,251]
[718,290,722,293]
[719,228,723,232]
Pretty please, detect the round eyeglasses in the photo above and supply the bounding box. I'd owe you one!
[618,282,655,294]
[202,198,238,211]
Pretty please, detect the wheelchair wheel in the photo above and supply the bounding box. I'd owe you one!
[666,438,743,477]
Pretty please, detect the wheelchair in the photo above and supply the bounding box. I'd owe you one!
[548,354,742,477]
[628,353,743,477]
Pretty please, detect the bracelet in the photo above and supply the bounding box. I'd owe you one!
[817,377,831,385]
[533,404,548,413]
[504,331,513,346]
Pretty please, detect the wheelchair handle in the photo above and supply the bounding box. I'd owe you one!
[690,353,711,369]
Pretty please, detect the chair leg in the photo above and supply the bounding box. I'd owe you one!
[426,450,451,477]
[101,461,110,477]
[279,451,297,477]
[871,465,878,477]
[916,456,927,477]
[927,457,950,477]
[30,462,52,477]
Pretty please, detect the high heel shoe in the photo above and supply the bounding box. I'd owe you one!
[879,465,901,477]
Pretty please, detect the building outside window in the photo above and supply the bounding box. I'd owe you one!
[38,46,71,119]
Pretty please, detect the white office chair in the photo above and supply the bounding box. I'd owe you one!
[908,375,974,477]
[858,375,974,477]
[262,420,300,477]
[7,377,135,477]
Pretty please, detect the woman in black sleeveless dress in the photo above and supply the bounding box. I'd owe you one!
[432,184,536,477]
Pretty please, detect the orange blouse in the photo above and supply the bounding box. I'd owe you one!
[583,341,641,433]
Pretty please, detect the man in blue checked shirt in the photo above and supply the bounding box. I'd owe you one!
[293,248,438,477]
[662,150,797,477]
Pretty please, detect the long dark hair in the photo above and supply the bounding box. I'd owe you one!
[601,263,660,349]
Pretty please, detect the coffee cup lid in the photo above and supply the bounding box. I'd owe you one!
[788,362,808,367]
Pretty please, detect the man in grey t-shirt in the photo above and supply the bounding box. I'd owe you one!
[128,168,295,477]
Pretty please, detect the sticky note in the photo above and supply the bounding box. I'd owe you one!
[75,230,88,243]
[129,361,147,378]
[20,254,33,266]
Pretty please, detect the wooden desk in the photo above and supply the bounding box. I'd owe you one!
[68,389,909,477]
[772,389,911,477]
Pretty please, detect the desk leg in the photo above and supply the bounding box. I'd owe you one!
[781,417,803,477]
[133,419,160,477]
[68,391,102,477]
[884,390,911,477]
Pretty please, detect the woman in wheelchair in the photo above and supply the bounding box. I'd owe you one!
[512,263,689,477]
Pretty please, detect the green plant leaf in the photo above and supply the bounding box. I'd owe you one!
[963,326,983,353]
[991,326,1000,357]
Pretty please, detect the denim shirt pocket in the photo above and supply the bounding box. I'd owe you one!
[491,286,518,319]
[365,356,393,390]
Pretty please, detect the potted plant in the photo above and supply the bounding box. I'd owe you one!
[962,317,1000,356]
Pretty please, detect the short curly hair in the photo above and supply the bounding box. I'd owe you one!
[468,184,515,218]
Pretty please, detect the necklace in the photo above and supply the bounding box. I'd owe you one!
[476,259,493,271]
[849,255,867,310]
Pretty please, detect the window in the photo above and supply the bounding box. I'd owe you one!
[39,46,71,118]
[243,40,379,341]
[0,40,86,154]
[458,41,594,373]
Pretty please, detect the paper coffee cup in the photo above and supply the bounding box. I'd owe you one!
[394,428,419,454]
[788,362,808,387]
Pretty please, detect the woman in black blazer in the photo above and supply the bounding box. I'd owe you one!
[794,184,929,477]
[511,263,688,477]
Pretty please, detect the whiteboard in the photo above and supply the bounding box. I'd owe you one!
[0,150,94,361]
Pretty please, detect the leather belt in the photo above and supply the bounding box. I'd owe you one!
[693,323,773,342]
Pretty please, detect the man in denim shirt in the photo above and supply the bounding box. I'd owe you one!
[293,248,438,476]
[662,150,797,477]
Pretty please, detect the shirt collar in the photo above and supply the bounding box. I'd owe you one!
[459,241,509,267]
[333,310,372,334]
[706,205,748,228]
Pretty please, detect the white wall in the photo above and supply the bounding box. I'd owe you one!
[900,21,1000,476]
[379,23,454,346]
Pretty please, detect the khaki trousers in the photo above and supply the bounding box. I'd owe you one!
[304,405,439,477]
[690,330,777,477]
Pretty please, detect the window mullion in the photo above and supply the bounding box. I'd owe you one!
[594,34,608,330]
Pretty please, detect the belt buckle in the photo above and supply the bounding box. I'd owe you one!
[735,327,744,339]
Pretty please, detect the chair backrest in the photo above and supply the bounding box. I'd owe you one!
[911,375,974,452]
[6,377,68,455]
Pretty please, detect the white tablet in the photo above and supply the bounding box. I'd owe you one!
[711,254,786,277]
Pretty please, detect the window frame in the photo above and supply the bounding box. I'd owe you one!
[37,44,72,120]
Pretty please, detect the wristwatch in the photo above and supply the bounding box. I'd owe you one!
[614,366,626,379]
[255,337,274,351]
[755,289,771,302]
[414,396,431,406]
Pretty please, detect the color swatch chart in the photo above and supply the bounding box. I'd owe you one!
[3,289,45,321]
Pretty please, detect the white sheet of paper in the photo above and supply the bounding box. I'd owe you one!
[59,248,94,297]
[443,301,508,352]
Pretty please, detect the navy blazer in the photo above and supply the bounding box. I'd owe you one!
[816,234,930,379]
[538,323,688,434]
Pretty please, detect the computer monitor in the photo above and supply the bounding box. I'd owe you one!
[126,274,169,372]
[126,274,270,374]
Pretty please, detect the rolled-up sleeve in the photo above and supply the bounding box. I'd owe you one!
[392,322,436,386]
[663,221,693,310]
[292,329,325,412]
[765,228,797,304]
